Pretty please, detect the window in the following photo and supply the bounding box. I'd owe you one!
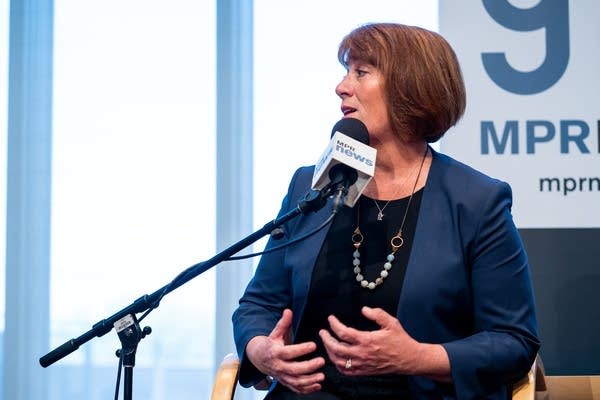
[50,1,216,398]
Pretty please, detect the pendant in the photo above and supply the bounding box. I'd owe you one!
[377,211,384,221]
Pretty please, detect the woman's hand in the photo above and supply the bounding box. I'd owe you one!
[245,309,326,394]
[319,306,451,381]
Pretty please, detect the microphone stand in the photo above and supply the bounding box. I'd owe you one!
[39,188,334,400]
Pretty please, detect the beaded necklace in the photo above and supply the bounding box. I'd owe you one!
[351,146,428,290]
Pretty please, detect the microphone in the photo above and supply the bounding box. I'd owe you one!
[312,118,376,208]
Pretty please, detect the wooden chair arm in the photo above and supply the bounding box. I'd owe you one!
[211,353,240,400]
[512,354,544,400]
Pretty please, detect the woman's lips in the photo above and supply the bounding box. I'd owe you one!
[341,106,357,115]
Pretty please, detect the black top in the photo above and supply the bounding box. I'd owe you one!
[290,189,424,399]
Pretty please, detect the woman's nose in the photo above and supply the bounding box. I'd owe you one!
[335,76,351,98]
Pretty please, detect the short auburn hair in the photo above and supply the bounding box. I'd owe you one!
[338,23,466,143]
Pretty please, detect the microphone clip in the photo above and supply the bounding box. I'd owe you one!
[297,189,329,214]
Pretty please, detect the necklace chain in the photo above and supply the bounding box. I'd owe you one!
[352,146,428,290]
[372,150,426,221]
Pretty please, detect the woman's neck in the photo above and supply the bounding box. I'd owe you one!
[364,141,431,200]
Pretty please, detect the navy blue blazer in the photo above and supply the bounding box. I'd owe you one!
[233,149,540,399]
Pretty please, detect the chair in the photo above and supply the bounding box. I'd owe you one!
[211,353,273,400]
[211,353,547,400]
[211,353,241,400]
[542,375,600,399]
[511,354,544,400]
[498,354,600,400]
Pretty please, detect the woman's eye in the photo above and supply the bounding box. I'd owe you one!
[356,69,367,77]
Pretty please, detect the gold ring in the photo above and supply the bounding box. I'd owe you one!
[345,358,352,369]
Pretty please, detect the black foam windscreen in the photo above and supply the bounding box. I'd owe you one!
[330,118,369,145]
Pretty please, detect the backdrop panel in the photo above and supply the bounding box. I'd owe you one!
[439,0,599,374]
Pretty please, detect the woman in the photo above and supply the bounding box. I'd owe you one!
[232,23,539,399]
